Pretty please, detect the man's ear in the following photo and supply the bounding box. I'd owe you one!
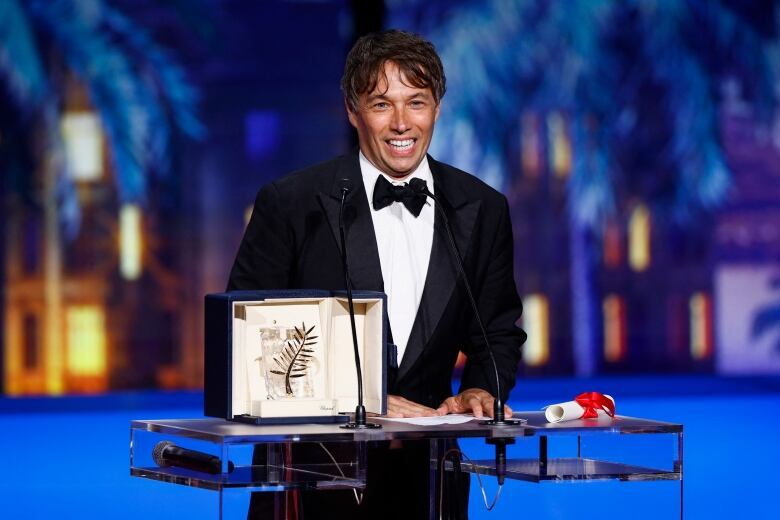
[345,99,358,128]
[434,102,441,122]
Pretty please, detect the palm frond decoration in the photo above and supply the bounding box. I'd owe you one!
[415,0,777,230]
[0,0,204,235]
[0,0,47,107]
[269,323,319,396]
[101,4,205,175]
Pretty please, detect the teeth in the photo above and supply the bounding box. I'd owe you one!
[389,139,414,150]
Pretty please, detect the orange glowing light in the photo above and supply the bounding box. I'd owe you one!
[547,111,572,178]
[690,292,713,360]
[522,294,550,366]
[603,294,627,362]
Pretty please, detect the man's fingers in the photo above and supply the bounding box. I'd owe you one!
[469,397,484,418]
[431,391,514,419]
[437,396,459,415]
[387,395,438,417]
[388,403,426,417]
[487,398,499,418]
[399,400,437,416]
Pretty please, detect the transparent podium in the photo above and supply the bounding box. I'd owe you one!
[130,412,683,519]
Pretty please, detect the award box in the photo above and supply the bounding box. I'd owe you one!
[204,290,388,424]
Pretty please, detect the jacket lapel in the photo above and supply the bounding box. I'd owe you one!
[316,153,384,292]
[396,157,481,382]
[316,153,481,384]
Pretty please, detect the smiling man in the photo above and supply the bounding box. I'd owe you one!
[345,60,439,179]
[228,30,525,519]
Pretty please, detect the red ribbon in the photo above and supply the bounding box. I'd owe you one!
[575,392,616,419]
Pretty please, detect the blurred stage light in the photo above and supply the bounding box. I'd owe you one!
[61,111,104,181]
[547,111,572,178]
[603,220,623,268]
[65,306,106,376]
[522,294,550,366]
[119,204,143,280]
[629,203,651,272]
[603,294,627,362]
[690,292,713,360]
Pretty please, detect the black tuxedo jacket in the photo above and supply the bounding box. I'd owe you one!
[228,151,525,408]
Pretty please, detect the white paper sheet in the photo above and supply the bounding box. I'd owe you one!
[380,414,478,426]
[544,395,615,423]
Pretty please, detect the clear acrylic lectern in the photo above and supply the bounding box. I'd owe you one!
[130,412,682,519]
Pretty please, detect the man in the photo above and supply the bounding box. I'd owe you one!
[228,29,525,519]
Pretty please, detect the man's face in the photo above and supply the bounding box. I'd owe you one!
[347,61,440,180]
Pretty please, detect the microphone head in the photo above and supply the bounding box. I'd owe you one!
[152,441,173,467]
[339,178,353,194]
[409,178,430,196]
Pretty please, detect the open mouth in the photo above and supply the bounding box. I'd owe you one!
[387,138,415,152]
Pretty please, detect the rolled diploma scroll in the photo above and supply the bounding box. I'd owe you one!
[544,395,615,423]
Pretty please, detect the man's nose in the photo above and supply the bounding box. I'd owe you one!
[390,107,408,133]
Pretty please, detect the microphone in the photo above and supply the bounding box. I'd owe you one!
[337,178,381,430]
[415,183,520,427]
[152,441,234,474]
[339,178,354,194]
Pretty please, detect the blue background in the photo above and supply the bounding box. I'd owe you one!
[2,1,780,518]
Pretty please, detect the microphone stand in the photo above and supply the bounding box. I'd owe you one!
[485,437,515,485]
[338,180,381,430]
[418,184,521,491]
[418,185,521,427]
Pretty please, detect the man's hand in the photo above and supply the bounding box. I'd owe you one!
[436,388,513,418]
[386,395,444,418]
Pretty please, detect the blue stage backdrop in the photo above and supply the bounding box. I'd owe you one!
[1,2,779,519]
[0,0,779,396]
[388,0,780,379]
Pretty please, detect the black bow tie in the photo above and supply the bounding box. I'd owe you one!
[372,176,428,217]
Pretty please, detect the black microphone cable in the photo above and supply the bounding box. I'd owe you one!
[438,448,503,518]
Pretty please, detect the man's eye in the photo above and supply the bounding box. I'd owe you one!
[410,100,424,107]
[373,102,389,109]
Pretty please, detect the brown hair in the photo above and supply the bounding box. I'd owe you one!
[341,29,446,112]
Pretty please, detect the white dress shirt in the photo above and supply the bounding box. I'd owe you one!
[359,152,435,364]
